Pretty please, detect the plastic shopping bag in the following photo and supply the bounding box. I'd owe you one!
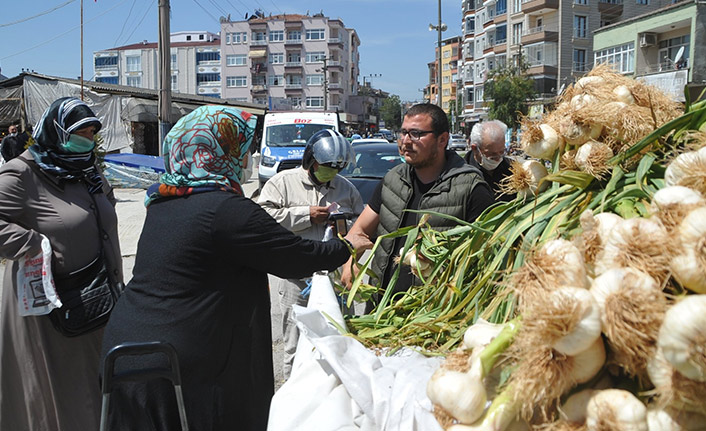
[17,235,62,316]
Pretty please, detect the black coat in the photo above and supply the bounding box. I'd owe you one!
[463,152,516,202]
[101,191,350,431]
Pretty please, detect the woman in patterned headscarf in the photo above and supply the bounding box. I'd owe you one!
[101,106,371,431]
[0,97,123,430]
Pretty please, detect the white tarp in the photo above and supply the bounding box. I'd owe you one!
[267,274,443,431]
[23,75,133,153]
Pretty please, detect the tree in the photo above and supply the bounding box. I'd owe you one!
[380,95,402,130]
[483,59,535,131]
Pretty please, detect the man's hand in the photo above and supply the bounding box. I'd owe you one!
[341,257,360,289]
[343,230,373,255]
[309,205,330,224]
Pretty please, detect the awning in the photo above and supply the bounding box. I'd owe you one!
[249,50,267,58]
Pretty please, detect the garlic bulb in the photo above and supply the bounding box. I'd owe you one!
[515,159,549,199]
[542,238,589,289]
[658,295,706,382]
[647,406,706,431]
[560,119,603,148]
[670,207,706,293]
[571,93,597,110]
[590,268,664,377]
[574,140,613,178]
[524,124,562,160]
[646,348,706,414]
[613,85,635,105]
[560,389,596,424]
[594,217,671,282]
[463,319,505,351]
[664,146,706,195]
[586,389,648,431]
[427,367,487,424]
[571,337,606,384]
[549,287,603,356]
[576,76,604,90]
[400,246,433,280]
[650,186,705,233]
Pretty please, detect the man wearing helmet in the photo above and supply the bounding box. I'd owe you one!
[342,103,494,311]
[258,129,364,379]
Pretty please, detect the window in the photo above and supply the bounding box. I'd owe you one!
[171,75,178,91]
[171,53,177,70]
[637,0,649,4]
[94,56,118,69]
[305,51,325,63]
[268,75,284,86]
[126,76,141,87]
[226,33,231,44]
[226,54,247,66]
[443,89,450,96]
[232,98,249,102]
[496,24,507,44]
[197,73,220,84]
[269,30,284,42]
[306,74,323,85]
[443,50,451,58]
[96,76,118,84]
[443,76,450,83]
[199,34,204,40]
[253,75,266,85]
[252,32,266,42]
[306,97,324,108]
[226,76,247,87]
[658,35,690,70]
[465,17,475,34]
[513,0,521,13]
[186,35,191,41]
[512,23,523,45]
[496,0,507,14]
[573,49,587,72]
[126,56,141,72]
[575,0,588,4]
[196,52,220,63]
[574,15,587,38]
[269,53,284,64]
[287,30,302,42]
[594,42,635,73]
[287,52,301,63]
[305,29,325,40]
[290,97,302,108]
[231,32,247,44]
[287,75,302,85]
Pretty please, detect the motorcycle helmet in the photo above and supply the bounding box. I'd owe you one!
[302,129,355,170]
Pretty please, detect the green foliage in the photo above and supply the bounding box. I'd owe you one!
[484,60,535,130]
[380,95,402,130]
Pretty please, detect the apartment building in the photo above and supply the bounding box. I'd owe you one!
[459,0,676,131]
[220,13,360,112]
[594,0,705,102]
[426,36,461,111]
[94,31,222,98]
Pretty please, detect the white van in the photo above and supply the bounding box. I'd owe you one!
[258,111,339,189]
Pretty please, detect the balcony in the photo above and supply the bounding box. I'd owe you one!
[598,0,623,14]
[251,63,266,74]
[251,85,267,93]
[526,62,558,76]
[572,62,589,74]
[521,0,558,13]
[250,40,268,46]
[494,12,507,23]
[328,36,344,46]
[285,37,302,46]
[493,39,507,54]
[285,61,302,68]
[328,60,343,69]
[329,82,343,92]
[285,20,302,29]
[521,26,559,45]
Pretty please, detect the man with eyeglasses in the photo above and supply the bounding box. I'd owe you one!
[464,120,516,202]
[342,103,494,310]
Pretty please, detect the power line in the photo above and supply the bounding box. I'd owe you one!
[207,0,229,18]
[120,0,156,46]
[0,0,77,28]
[1,0,131,61]
[269,0,283,14]
[223,0,243,18]
[192,0,221,23]
[113,0,138,48]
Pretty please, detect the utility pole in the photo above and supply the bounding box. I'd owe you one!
[158,0,172,155]
[437,0,442,107]
[321,57,329,111]
[80,0,84,100]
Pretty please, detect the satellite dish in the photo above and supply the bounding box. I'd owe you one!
[674,46,685,64]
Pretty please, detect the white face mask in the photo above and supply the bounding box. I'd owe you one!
[240,152,253,183]
[480,153,502,171]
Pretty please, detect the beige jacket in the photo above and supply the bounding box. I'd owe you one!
[258,167,364,241]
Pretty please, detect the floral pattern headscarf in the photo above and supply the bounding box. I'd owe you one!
[145,105,257,206]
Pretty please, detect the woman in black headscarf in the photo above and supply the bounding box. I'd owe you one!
[0,97,123,430]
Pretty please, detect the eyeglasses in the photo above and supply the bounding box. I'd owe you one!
[398,129,435,142]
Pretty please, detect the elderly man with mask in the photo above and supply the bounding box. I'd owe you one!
[463,120,515,202]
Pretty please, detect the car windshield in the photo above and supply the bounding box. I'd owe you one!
[340,147,403,178]
[265,123,335,147]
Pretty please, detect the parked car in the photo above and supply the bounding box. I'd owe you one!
[378,129,396,142]
[340,142,403,203]
[447,134,467,151]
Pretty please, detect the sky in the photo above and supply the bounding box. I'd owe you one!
[0,0,462,102]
